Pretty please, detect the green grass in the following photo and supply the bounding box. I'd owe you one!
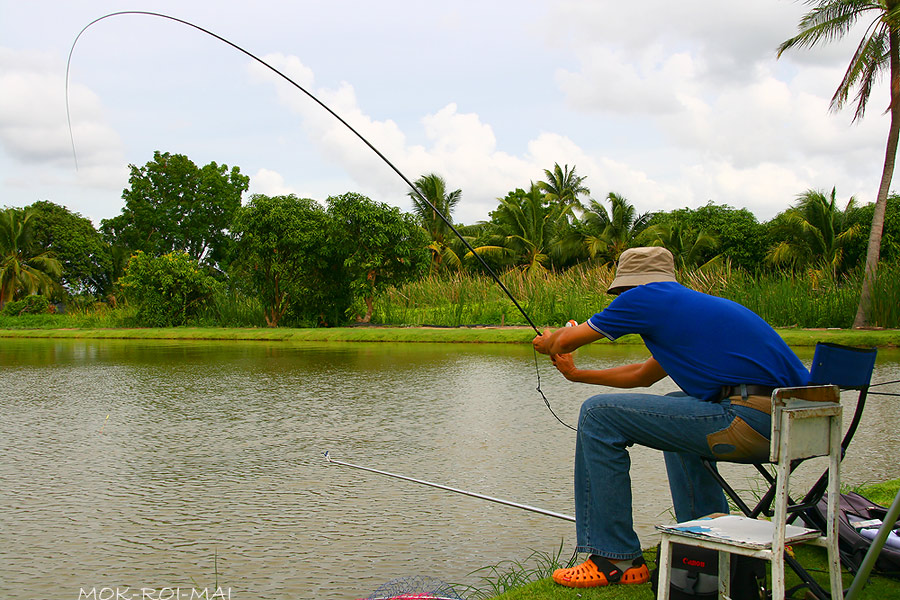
[0,325,898,347]
[479,479,900,600]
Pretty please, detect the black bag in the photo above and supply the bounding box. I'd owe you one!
[650,543,767,600]
[811,492,900,579]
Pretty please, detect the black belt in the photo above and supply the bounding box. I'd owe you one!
[718,384,776,401]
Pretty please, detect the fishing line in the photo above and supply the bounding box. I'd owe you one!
[868,378,900,397]
[66,10,575,430]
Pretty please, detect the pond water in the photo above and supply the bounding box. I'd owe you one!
[1,338,898,600]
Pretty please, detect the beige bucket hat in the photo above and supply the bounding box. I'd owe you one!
[607,247,677,294]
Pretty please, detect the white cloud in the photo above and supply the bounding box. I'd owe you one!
[0,48,123,172]
[248,168,296,198]
[1,0,892,230]
[555,46,694,115]
[248,56,545,222]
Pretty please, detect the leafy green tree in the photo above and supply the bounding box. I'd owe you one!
[408,173,463,271]
[26,201,111,296]
[101,151,249,267]
[231,194,347,327]
[649,202,766,271]
[538,163,590,211]
[326,192,430,322]
[485,184,574,272]
[765,188,861,275]
[778,2,900,326]
[845,194,900,266]
[0,208,62,307]
[118,251,220,327]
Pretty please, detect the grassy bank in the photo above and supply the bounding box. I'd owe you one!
[0,325,899,347]
[476,479,900,600]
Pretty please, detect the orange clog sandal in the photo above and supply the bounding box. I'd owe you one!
[552,556,649,588]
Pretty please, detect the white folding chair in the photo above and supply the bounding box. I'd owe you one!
[655,385,843,600]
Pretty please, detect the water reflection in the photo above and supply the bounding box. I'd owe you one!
[0,339,897,600]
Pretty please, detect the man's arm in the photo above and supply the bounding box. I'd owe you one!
[532,322,603,355]
[551,353,667,388]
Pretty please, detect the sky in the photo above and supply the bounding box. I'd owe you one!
[0,1,891,228]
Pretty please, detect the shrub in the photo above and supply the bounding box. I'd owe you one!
[118,251,220,326]
[2,295,50,316]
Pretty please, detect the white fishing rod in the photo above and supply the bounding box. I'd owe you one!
[324,452,575,522]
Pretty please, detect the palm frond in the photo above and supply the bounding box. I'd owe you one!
[777,1,872,55]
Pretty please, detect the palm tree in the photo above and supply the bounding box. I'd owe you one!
[778,1,900,327]
[0,208,62,307]
[486,184,574,272]
[639,221,720,269]
[538,163,590,211]
[576,192,651,263]
[408,173,463,271]
[765,188,861,276]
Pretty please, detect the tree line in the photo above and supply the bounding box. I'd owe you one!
[1,150,897,327]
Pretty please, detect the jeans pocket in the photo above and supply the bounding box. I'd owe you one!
[706,417,770,463]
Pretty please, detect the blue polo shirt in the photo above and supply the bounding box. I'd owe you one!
[587,282,809,401]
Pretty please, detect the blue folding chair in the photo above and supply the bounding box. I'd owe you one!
[700,342,878,599]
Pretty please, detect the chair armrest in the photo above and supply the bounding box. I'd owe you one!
[773,385,840,404]
[770,385,841,462]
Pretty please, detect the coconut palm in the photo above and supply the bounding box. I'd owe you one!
[408,173,463,271]
[0,208,62,307]
[538,163,590,211]
[486,184,574,272]
[766,188,861,276]
[639,221,720,269]
[580,192,651,263]
[778,1,900,327]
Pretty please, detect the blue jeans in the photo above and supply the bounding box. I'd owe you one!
[573,391,771,559]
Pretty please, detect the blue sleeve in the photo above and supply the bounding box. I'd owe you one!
[587,288,649,340]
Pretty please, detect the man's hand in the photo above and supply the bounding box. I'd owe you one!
[532,328,555,355]
[551,353,578,380]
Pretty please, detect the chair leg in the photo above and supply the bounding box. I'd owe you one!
[772,548,786,600]
[657,536,672,600]
[826,413,843,597]
[773,417,791,600]
[718,550,731,599]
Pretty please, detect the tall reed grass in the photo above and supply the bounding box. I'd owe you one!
[375,263,616,327]
[195,289,266,327]
[373,262,900,329]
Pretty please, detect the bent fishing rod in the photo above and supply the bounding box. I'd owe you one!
[66,11,576,431]
[66,11,535,333]
[324,452,574,522]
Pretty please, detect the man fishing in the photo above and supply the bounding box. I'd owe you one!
[532,246,809,589]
